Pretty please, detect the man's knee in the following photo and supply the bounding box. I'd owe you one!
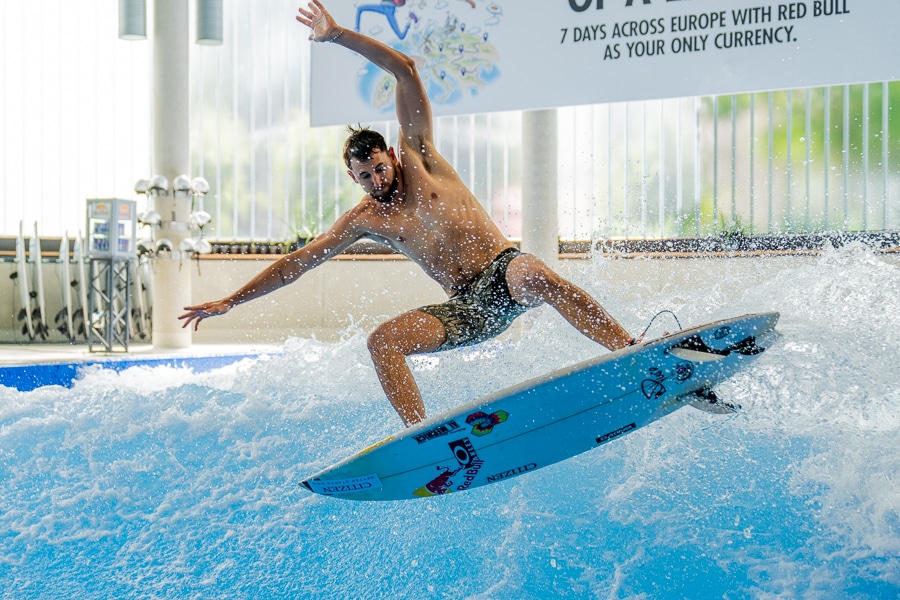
[507,255,565,305]
[367,312,446,359]
[367,322,397,359]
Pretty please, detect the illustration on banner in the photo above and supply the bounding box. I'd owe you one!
[354,0,504,113]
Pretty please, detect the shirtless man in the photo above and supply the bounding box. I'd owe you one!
[180,0,631,427]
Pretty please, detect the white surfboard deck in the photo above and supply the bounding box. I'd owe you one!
[131,253,152,340]
[138,252,153,337]
[302,312,780,501]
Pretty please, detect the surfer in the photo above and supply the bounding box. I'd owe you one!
[180,0,632,427]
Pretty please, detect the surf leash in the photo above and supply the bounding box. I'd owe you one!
[631,309,683,345]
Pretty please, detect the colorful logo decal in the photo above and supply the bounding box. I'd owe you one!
[304,473,383,495]
[641,367,666,400]
[596,423,636,445]
[465,410,508,436]
[412,419,463,444]
[412,437,485,497]
[674,361,694,382]
[413,465,460,497]
[486,462,537,483]
[712,326,732,340]
[640,361,693,399]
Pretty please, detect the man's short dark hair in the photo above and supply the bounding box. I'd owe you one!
[343,125,388,168]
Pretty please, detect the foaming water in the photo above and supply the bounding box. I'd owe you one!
[1,245,898,598]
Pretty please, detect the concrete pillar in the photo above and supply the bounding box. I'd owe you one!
[520,109,559,265]
[151,0,192,348]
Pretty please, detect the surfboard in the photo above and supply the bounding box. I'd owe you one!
[72,230,90,340]
[137,244,154,338]
[131,248,153,340]
[130,258,148,339]
[55,232,76,342]
[301,312,780,501]
[13,221,36,340]
[29,221,49,339]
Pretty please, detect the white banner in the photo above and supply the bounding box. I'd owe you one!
[309,0,900,126]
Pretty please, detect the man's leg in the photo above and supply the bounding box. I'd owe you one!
[367,310,447,427]
[505,254,632,350]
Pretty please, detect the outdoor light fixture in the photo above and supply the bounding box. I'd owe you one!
[118,0,147,40]
[133,175,215,258]
[148,175,169,195]
[173,174,193,194]
[138,210,162,226]
[197,0,224,45]
[191,177,210,195]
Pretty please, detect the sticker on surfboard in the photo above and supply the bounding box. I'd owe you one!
[304,473,383,495]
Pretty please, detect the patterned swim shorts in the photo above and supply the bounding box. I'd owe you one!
[418,248,532,351]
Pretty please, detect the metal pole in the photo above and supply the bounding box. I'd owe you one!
[521,109,559,264]
[151,0,192,348]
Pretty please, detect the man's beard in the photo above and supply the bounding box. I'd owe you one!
[372,177,399,202]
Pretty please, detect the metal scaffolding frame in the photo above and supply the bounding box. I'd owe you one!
[87,258,134,353]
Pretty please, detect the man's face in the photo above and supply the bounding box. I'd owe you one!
[348,148,399,201]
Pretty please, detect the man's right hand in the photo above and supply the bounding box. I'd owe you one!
[296,0,340,43]
[179,300,232,331]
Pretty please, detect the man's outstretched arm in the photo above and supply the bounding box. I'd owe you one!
[179,211,363,331]
[296,0,433,146]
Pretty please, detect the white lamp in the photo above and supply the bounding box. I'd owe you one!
[118,0,147,41]
[197,0,224,45]
[173,174,192,194]
[149,175,169,195]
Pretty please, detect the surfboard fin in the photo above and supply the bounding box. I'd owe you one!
[55,309,71,336]
[668,334,765,360]
[31,310,48,339]
[72,307,89,337]
[729,336,766,355]
[685,388,740,414]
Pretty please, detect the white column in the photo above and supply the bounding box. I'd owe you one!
[151,0,192,349]
[521,109,559,265]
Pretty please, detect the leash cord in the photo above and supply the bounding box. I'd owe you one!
[634,309,682,344]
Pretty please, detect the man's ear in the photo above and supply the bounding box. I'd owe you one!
[347,169,358,183]
[388,147,397,160]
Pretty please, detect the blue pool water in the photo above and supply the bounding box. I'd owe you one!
[1,244,898,599]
